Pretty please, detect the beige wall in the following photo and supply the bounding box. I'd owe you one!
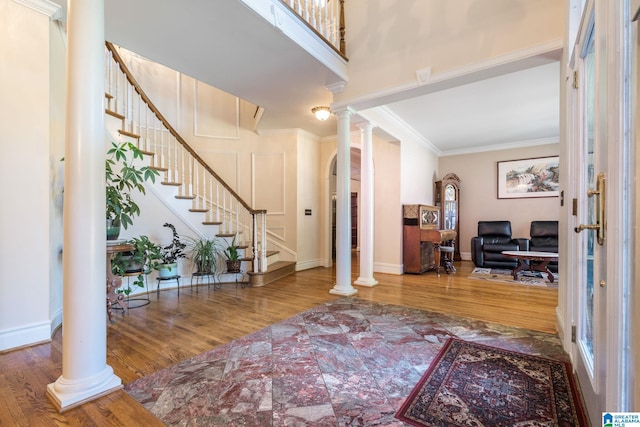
[373,137,402,272]
[438,143,560,258]
[339,0,564,104]
[318,133,402,273]
[296,131,323,269]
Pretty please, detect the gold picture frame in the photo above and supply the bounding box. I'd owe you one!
[497,156,559,199]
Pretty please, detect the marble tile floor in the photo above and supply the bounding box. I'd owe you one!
[125,298,569,426]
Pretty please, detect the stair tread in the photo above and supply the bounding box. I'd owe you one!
[175,195,196,200]
[162,181,182,186]
[105,109,124,120]
[248,261,295,275]
[189,208,208,213]
[202,221,222,225]
[119,129,140,139]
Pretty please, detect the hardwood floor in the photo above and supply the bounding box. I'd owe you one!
[0,259,559,426]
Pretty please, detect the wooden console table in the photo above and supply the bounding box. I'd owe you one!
[106,242,133,322]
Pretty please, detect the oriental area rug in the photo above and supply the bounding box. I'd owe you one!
[125,298,573,426]
[395,338,587,427]
[468,267,558,288]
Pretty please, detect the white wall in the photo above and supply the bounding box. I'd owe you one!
[49,16,66,336]
[116,49,300,262]
[439,143,560,258]
[0,0,61,351]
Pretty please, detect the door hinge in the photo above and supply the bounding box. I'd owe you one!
[571,325,576,343]
[573,70,579,89]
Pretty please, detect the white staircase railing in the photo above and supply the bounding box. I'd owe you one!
[282,0,346,56]
[104,42,267,273]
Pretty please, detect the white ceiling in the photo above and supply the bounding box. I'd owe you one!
[52,0,560,157]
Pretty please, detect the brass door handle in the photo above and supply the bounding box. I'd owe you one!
[574,172,606,245]
[574,224,599,232]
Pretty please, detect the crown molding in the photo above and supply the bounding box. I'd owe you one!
[359,106,441,155]
[439,137,559,157]
[13,0,62,19]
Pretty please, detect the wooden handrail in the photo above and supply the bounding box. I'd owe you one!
[105,42,257,214]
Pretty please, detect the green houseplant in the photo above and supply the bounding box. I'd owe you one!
[187,236,223,274]
[223,236,242,273]
[106,141,160,239]
[111,235,162,295]
[156,223,187,278]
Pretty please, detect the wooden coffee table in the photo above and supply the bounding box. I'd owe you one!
[502,250,559,283]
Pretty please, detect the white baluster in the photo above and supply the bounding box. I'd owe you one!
[261,213,267,272]
[252,213,258,273]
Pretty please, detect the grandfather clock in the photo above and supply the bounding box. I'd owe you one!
[434,173,461,261]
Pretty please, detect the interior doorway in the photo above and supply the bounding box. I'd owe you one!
[329,147,362,260]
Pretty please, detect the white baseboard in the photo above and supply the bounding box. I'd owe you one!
[296,259,323,271]
[50,307,63,336]
[0,320,52,352]
[374,262,403,275]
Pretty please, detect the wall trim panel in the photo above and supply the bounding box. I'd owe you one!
[251,152,286,215]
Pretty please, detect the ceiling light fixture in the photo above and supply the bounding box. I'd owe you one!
[312,106,331,121]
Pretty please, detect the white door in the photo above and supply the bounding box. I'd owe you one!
[569,0,633,424]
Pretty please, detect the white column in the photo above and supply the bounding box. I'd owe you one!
[354,122,378,287]
[330,108,357,296]
[46,0,122,411]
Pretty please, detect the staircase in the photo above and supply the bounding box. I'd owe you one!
[104,42,295,286]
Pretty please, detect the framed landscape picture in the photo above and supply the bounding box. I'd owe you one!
[497,156,559,199]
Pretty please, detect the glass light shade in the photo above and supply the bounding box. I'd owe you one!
[312,106,331,121]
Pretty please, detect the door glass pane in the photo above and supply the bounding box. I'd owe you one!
[582,31,595,361]
[444,184,456,230]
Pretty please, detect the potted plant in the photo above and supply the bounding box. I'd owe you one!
[187,235,223,275]
[157,223,187,278]
[106,141,160,240]
[111,235,162,295]
[223,236,242,273]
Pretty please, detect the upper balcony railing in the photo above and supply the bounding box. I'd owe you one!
[281,0,346,57]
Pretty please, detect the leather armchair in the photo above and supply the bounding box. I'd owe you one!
[471,221,529,269]
[529,221,558,273]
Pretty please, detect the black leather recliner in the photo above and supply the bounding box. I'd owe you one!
[471,221,529,269]
[529,220,559,273]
